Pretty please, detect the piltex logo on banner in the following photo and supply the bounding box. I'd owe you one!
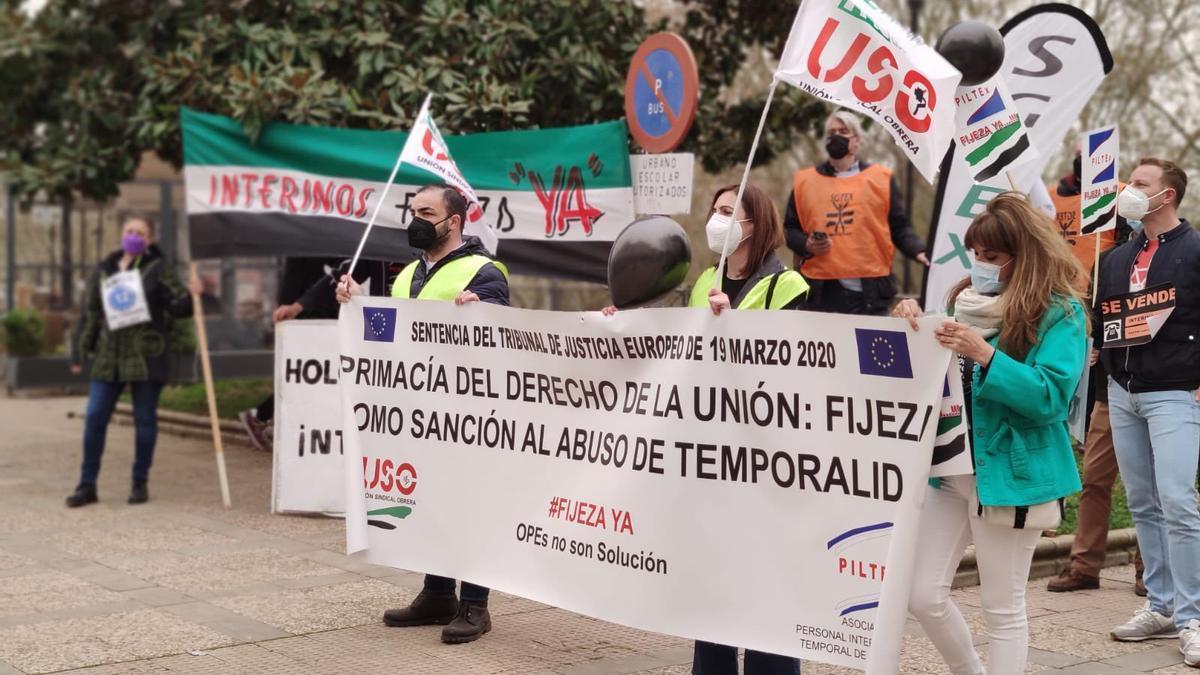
[826,521,892,617]
[363,456,418,530]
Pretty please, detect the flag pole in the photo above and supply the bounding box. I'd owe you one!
[714,80,780,291]
[343,94,431,284]
[1091,231,1101,305]
[189,263,231,508]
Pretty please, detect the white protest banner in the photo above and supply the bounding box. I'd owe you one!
[954,76,1037,183]
[775,0,961,182]
[101,270,152,331]
[925,5,1112,309]
[338,298,951,672]
[271,320,345,515]
[631,153,694,215]
[1080,125,1119,234]
[399,95,498,253]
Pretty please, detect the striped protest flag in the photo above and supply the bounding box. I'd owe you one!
[181,107,634,282]
[953,77,1037,183]
[1080,125,1119,234]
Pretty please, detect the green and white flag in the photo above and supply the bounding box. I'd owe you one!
[1080,125,1119,234]
[953,76,1037,183]
[181,107,634,281]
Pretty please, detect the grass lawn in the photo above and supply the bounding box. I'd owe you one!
[1057,447,1134,535]
[130,378,273,420]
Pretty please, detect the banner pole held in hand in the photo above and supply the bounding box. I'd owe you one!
[190,263,232,509]
[342,94,430,285]
[714,80,779,292]
[1092,231,1101,306]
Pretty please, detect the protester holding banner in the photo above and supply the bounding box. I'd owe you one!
[783,111,928,315]
[338,182,509,645]
[1095,160,1200,665]
[66,215,203,507]
[894,193,1087,674]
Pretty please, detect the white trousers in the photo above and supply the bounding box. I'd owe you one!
[907,475,1042,675]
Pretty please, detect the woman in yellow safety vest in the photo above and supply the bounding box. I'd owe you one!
[605,182,807,675]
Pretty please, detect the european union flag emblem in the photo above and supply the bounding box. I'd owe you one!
[363,306,397,343]
[855,329,913,379]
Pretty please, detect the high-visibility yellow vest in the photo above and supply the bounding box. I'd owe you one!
[390,255,508,301]
[689,266,810,310]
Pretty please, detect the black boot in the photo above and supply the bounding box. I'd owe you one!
[128,480,149,505]
[382,591,459,627]
[66,483,98,508]
[441,600,491,644]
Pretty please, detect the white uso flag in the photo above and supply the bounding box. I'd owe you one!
[399,95,499,253]
[775,0,961,182]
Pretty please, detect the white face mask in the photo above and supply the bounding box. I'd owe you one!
[1117,186,1168,222]
[705,213,749,255]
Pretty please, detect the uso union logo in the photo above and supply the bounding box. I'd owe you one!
[363,457,417,530]
[827,521,892,616]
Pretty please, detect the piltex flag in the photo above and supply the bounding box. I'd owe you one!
[399,95,498,254]
[775,0,961,182]
[953,76,1037,183]
[180,107,634,283]
[1081,125,1120,234]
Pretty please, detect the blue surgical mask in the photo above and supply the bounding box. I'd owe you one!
[1128,219,1145,236]
[970,259,1009,294]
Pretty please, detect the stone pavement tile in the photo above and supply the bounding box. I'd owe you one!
[1028,615,1157,660]
[0,570,126,613]
[298,548,399,577]
[120,586,196,608]
[490,591,552,617]
[46,523,239,558]
[1152,662,1199,674]
[1048,605,1150,635]
[1102,564,1139,584]
[57,644,312,675]
[272,570,362,590]
[1052,663,1147,674]
[376,570,426,591]
[0,550,35,573]
[64,562,156,592]
[208,578,414,634]
[543,645,693,674]
[159,601,291,642]
[0,659,22,675]
[0,608,236,673]
[1027,646,1087,668]
[1104,645,1186,671]
[100,549,345,594]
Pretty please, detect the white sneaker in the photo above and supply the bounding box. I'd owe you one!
[1111,603,1179,641]
[1182,619,1200,667]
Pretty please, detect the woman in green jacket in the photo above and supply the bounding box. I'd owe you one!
[893,193,1087,674]
[68,215,201,507]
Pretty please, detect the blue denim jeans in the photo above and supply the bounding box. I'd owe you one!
[423,574,489,604]
[81,379,164,485]
[1109,379,1200,627]
[692,641,800,675]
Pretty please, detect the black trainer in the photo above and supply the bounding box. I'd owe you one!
[128,480,149,505]
[66,483,98,508]
[382,591,459,627]
[441,600,491,644]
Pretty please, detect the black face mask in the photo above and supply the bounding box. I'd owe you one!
[826,135,851,160]
[407,215,452,250]
[1072,155,1082,181]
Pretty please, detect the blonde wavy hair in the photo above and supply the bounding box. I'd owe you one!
[947,192,1089,360]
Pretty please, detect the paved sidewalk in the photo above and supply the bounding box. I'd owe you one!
[0,396,1190,674]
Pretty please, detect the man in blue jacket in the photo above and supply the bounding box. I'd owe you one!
[1097,158,1200,667]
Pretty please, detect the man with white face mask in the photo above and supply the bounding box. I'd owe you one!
[1096,158,1200,667]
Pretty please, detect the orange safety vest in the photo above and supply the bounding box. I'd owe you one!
[791,164,893,280]
[1048,183,1121,278]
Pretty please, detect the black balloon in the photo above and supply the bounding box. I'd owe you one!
[607,216,692,309]
[935,21,1005,87]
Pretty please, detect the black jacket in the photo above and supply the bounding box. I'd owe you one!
[782,161,923,310]
[1095,219,1200,393]
[299,236,509,315]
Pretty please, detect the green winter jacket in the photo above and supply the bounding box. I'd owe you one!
[967,296,1087,506]
[73,246,194,382]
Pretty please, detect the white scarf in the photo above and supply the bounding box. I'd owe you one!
[953,288,1003,339]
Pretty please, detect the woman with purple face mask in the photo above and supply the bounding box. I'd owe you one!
[67,215,203,507]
